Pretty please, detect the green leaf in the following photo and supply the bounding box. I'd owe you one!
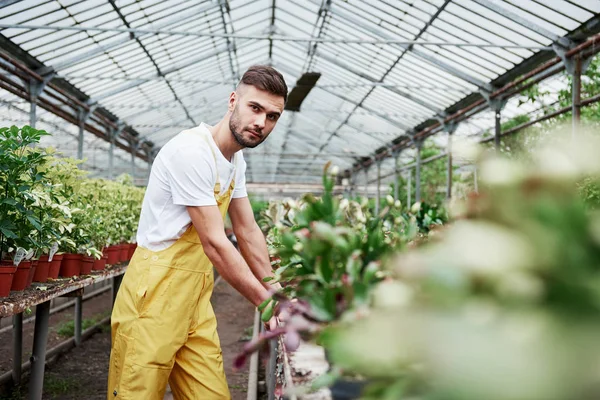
[0,227,17,239]
[308,290,336,321]
[260,300,275,322]
[315,253,333,283]
[310,368,341,390]
[1,198,17,206]
[257,297,272,312]
[362,262,379,284]
[281,232,296,249]
[27,215,42,231]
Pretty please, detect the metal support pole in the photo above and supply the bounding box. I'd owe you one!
[131,144,137,182]
[77,105,97,160]
[109,122,125,180]
[267,338,277,400]
[12,313,22,385]
[375,161,381,215]
[407,170,411,207]
[248,309,260,400]
[109,130,116,180]
[146,147,155,186]
[438,117,458,200]
[74,296,82,346]
[29,99,37,128]
[29,300,50,400]
[572,56,582,137]
[415,142,422,203]
[494,107,501,152]
[447,132,453,199]
[77,108,85,160]
[77,122,84,160]
[393,151,400,201]
[364,168,369,198]
[553,45,592,138]
[24,74,54,129]
[480,90,506,153]
[474,166,479,193]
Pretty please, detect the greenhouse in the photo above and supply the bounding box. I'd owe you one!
[1,0,600,399]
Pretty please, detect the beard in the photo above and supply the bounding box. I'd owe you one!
[229,105,265,148]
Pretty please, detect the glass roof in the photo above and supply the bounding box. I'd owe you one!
[0,0,599,186]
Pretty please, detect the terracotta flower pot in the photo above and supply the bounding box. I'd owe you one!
[93,254,107,271]
[107,246,120,265]
[60,254,82,277]
[48,254,63,279]
[11,260,32,291]
[81,256,94,275]
[80,256,94,275]
[119,243,128,262]
[0,264,16,297]
[27,260,38,286]
[33,255,50,283]
[127,243,137,260]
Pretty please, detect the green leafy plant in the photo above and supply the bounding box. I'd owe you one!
[320,130,600,399]
[234,163,419,369]
[0,125,50,262]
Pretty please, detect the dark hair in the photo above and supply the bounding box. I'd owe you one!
[238,65,288,104]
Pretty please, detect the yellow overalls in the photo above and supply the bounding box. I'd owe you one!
[108,144,236,400]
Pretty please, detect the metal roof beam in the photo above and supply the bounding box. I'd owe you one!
[273,113,295,180]
[303,0,331,72]
[318,87,411,131]
[0,0,20,7]
[0,23,552,49]
[57,75,469,92]
[316,51,442,114]
[218,0,240,84]
[86,45,233,103]
[107,0,197,126]
[46,2,220,72]
[470,0,572,47]
[138,116,192,140]
[321,1,491,90]
[268,0,277,62]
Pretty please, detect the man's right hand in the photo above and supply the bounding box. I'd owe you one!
[265,315,279,331]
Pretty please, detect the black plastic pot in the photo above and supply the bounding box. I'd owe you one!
[330,378,367,400]
[325,349,368,399]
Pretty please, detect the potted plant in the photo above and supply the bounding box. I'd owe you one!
[0,126,49,292]
[234,164,419,399]
[311,133,600,399]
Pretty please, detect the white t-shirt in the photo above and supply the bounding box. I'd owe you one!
[136,123,247,251]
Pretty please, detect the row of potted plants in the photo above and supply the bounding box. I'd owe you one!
[240,129,600,399]
[234,163,432,380]
[0,125,144,297]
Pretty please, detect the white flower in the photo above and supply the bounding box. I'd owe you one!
[292,242,303,252]
[371,280,414,309]
[430,220,536,276]
[339,198,349,211]
[479,158,525,187]
[411,202,421,213]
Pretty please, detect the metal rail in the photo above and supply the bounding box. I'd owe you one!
[0,285,112,335]
[246,309,261,400]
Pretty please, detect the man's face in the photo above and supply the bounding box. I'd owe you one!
[229,85,285,148]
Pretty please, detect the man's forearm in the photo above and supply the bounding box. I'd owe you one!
[236,223,280,291]
[204,237,270,307]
